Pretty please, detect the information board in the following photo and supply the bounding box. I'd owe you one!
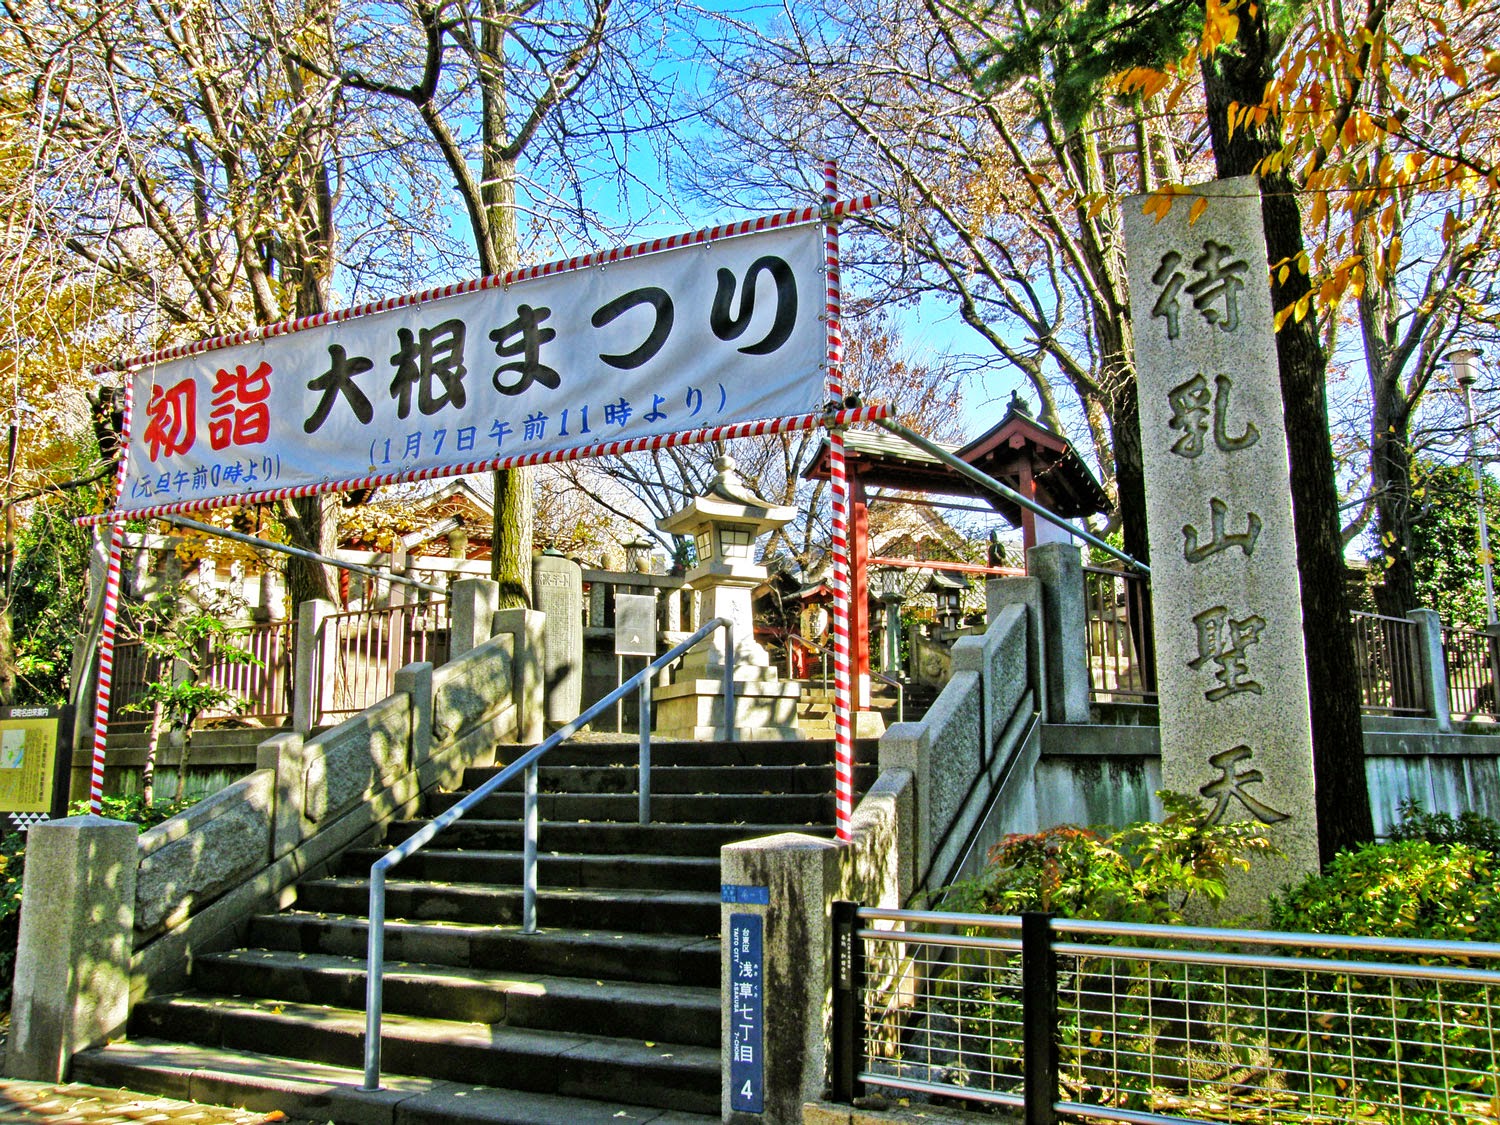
[0,705,73,832]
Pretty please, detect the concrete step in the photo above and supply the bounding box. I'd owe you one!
[339,847,722,892]
[486,738,877,770]
[293,877,721,935]
[468,762,865,795]
[382,818,833,855]
[193,949,720,1046]
[423,789,833,824]
[249,912,722,987]
[73,1041,717,1125]
[93,734,849,1121]
[125,995,720,1114]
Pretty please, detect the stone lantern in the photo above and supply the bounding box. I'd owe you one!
[872,567,906,675]
[652,454,802,739]
[925,570,968,633]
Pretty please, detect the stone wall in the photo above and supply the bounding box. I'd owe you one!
[1021,716,1500,838]
[879,603,1033,893]
[8,580,537,1083]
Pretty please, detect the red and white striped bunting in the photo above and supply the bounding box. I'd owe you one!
[824,161,855,843]
[93,197,883,378]
[77,405,889,527]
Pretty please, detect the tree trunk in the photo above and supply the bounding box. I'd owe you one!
[173,724,191,804]
[1370,416,1418,617]
[1200,12,1374,862]
[1109,374,1150,567]
[142,698,163,807]
[281,259,342,608]
[283,495,343,607]
[478,6,533,607]
[491,468,534,608]
[1360,220,1418,617]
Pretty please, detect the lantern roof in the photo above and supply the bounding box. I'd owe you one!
[923,569,969,594]
[658,454,796,537]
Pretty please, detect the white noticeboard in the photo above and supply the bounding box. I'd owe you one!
[614,594,658,657]
[117,223,828,513]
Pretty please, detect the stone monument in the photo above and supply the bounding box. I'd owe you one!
[653,455,801,739]
[1124,175,1321,906]
[532,551,583,729]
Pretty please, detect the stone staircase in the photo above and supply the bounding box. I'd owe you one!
[73,737,873,1125]
[795,680,937,736]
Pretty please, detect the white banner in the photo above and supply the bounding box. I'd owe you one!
[118,223,828,512]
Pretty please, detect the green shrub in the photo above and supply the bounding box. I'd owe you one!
[1388,797,1500,852]
[1265,838,1500,1117]
[1271,837,1500,941]
[943,791,1279,923]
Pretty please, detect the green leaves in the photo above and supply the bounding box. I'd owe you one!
[940,790,1279,923]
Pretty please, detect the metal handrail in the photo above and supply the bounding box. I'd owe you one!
[362,615,736,1091]
[787,631,904,723]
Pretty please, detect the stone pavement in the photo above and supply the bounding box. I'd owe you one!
[0,1081,312,1125]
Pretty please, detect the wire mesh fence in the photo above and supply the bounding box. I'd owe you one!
[837,905,1500,1124]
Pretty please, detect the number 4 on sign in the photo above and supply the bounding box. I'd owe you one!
[741,1080,754,1100]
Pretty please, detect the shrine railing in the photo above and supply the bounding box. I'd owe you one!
[1350,611,1427,716]
[1083,565,1156,703]
[107,620,297,729]
[1443,623,1500,722]
[312,600,451,724]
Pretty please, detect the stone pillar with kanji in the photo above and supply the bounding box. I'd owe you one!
[1125,176,1321,910]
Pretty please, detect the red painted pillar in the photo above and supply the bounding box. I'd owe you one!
[851,471,871,707]
[1019,460,1038,559]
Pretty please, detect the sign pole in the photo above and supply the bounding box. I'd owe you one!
[824,160,854,842]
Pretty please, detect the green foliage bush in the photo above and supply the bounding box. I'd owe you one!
[1272,837,1500,941]
[1262,817,1500,1117]
[0,796,195,1010]
[10,477,94,705]
[1388,797,1500,852]
[915,799,1500,1120]
[1271,802,1500,941]
[943,791,1278,923]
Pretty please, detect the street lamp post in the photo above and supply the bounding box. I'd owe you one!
[1450,348,1497,627]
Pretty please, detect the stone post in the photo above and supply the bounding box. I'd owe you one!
[664,585,683,633]
[449,578,500,661]
[292,598,338,734]
[258,731,308,860]
[1125,175,1322,907]
[7,816,138,1081]
[588,578,608,630]
[1026,543,1090,723]
[492,608,546,744]
[987,575,1047,720]
[532,554,584,728]
[394,661,434,769]
[1407,609,1450,731]
[721,834,837,1125]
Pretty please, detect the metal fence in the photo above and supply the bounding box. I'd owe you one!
[314,600,450,723]
[1443,624,1500,722]
[834,904,1500,1124]
[1350,612,1427,716]
[1084,566,1156,703]
[107,620,296,728]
